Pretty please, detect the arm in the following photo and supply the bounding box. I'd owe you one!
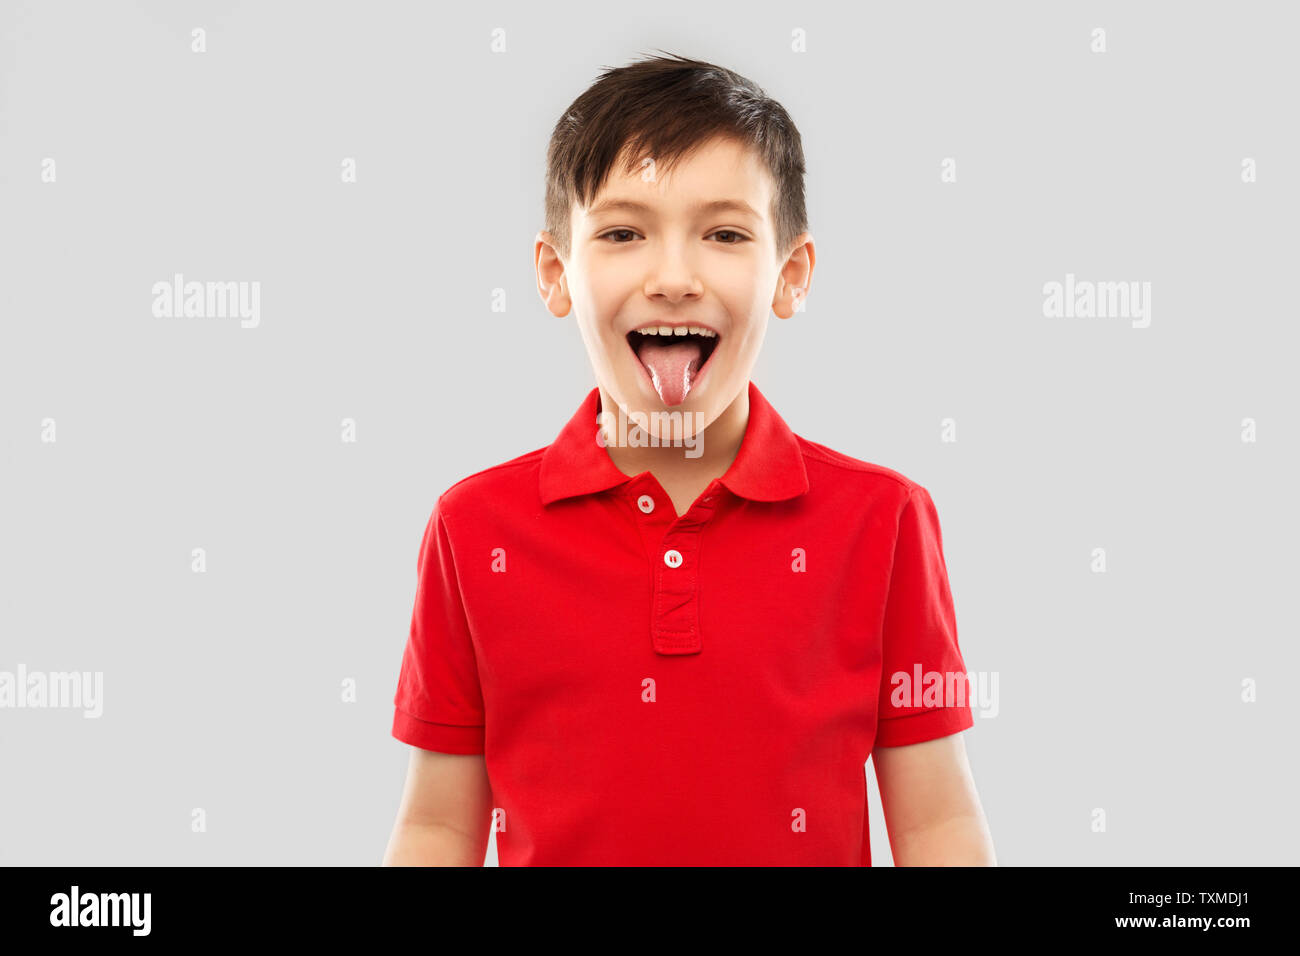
[872,732,995,866]
[382,746,493,866]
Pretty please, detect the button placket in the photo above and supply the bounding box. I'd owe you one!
[652,531,700,655]
[623,478,722,656]
[650,493,721,656]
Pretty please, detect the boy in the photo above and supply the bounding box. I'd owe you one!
[384,53,995,866]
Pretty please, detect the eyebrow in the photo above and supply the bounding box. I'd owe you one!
[585,197,762,220]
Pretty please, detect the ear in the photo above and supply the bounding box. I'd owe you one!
[772,232,815,320]
[535,230,572,318]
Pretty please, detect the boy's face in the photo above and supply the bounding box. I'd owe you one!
[536,134,813,439]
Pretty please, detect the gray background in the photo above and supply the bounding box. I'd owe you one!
[2,0,1296,865]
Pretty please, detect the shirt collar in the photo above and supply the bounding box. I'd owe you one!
[539,380,810,506]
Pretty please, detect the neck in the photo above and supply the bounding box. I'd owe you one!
[597,384,750,485]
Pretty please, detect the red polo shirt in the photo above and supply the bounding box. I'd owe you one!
[392,380,974,865]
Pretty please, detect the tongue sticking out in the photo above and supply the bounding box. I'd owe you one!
[633,337,704,407]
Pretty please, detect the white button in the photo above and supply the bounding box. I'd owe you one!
[637,494,655,514]
[663,549,683,568]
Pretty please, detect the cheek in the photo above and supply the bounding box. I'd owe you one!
[586,268,634,312]
[711,260,770,308]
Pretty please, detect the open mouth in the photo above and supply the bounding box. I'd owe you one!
[626,326,722,407]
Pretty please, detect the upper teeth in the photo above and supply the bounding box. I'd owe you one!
[634,325,717,338]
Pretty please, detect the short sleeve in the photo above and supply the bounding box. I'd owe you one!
[873,484,975,748]
[391,496,486,754]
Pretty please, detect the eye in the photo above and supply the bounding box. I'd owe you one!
[597,228,750,244]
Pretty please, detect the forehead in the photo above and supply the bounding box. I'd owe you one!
[580,135,775,220]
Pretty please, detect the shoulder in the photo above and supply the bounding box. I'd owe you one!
[435,446,548,518]
[794,434,923,503]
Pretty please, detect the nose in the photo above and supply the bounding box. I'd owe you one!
[643,242,704,303]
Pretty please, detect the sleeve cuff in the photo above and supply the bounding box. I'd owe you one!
[874,705,974,749]
[392,706,485,754]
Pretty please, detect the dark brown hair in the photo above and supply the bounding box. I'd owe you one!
[543,51,808,263]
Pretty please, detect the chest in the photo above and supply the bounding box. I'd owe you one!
[457,491,893,689]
